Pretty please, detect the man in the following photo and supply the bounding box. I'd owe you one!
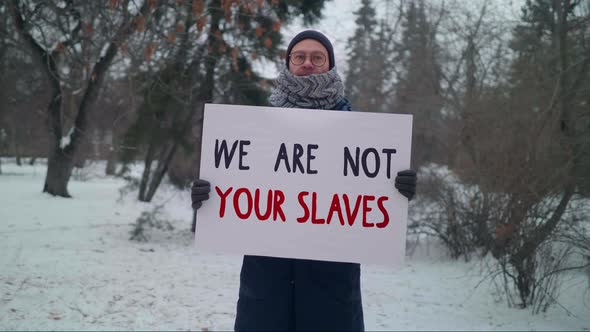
[191,30,417,331]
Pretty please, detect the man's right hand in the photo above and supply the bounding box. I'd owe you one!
[191,179,211,210]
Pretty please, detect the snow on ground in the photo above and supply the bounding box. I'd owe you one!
[0,160,589,330]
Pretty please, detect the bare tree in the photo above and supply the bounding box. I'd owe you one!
[9,0,153,197]
[417,0,590,310]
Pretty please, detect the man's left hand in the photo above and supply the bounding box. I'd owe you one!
[395,169,417,201]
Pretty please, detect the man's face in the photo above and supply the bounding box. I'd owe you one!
[288,39,330,76]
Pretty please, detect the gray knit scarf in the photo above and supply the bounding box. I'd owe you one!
[269,67,344,110]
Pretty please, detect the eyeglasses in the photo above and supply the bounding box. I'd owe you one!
[289,51,327,67]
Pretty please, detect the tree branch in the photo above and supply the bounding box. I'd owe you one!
[9,0,62,139]
[69,0,152,154]
[512,188,574,264]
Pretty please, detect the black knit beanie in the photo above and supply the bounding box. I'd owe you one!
[286,30,335,70]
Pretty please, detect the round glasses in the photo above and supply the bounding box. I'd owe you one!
[289,51,327,67]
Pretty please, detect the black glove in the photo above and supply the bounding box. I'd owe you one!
[395,170,417,201]
[191,179,211,210]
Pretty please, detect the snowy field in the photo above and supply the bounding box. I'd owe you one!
[0,160,589,330]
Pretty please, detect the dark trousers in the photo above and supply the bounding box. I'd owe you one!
[234,255,364,331]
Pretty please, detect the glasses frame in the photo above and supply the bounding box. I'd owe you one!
[288,51,327,67]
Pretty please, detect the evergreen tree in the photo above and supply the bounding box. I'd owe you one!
[393,0,444,168]
[119,0,328,202]
[345,0,393,112]
[508,0,589,194]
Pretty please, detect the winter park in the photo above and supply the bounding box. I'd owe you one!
[1,0,590,331]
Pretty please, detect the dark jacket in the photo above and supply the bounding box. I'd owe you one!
[234,98,364,331]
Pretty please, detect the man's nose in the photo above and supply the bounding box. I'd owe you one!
[301,56,314,68]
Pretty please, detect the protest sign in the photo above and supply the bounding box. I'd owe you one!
[196,103,412,266]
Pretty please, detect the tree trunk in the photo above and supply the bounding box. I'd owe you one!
[105,148,117,175]
[513,255,536,308]
[144,142,178,202]
[42,88,67,195]
[12,130,21,166]
[191,118,204,233]
[138,141,156,202]
[8,112,22,167]
[29,157,36,166]
[105,129,117,175]
[43,144,75,197]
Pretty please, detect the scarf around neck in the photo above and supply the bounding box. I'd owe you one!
[269,67,344,110]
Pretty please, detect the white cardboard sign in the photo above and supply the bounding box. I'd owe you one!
[196,103,412,266]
